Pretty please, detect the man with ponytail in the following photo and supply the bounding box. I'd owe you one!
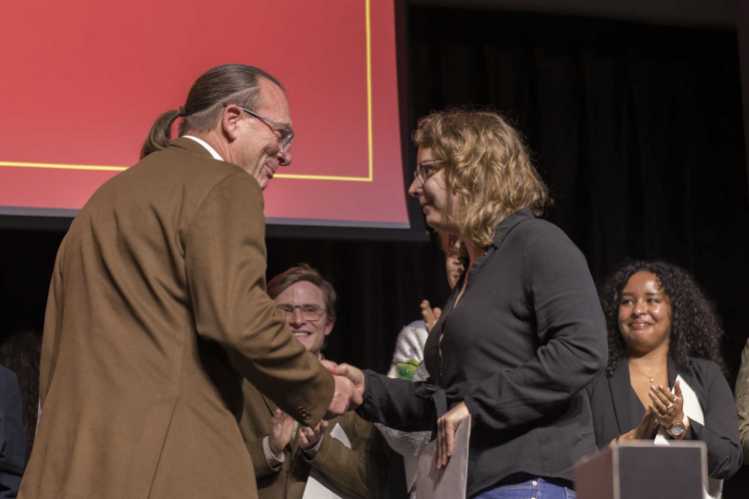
[19,64,356,499]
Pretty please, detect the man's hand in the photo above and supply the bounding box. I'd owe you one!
[323,361,365,406]
[269,408,296,455]
[420,299,442,332]
[298,420,329,450]
[435,402,470,469]
[325,374,358,418]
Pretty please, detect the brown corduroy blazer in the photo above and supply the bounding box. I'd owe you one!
[19,138,333,499]
[240,380,389,499]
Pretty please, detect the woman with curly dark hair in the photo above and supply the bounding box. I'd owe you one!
[588,260,742,498]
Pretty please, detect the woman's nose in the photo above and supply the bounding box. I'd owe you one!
[408,177,422,198]
[632,300,647,315]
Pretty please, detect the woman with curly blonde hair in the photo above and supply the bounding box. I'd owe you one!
[338,110,608,499]
[411,110,549,248]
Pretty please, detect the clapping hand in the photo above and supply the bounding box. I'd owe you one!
[269,409,296,455]
[649,380,686,436]
[613,381,687,445]
[614,407,659,445]
[298,420,329,450]
[420,299,442,332]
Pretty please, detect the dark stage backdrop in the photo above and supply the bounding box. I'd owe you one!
[1,5,748,495]
[408,7,749,371]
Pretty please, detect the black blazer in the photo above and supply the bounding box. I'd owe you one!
[359,210,608,497]
[586,357,742,479]
[0,365,26,499]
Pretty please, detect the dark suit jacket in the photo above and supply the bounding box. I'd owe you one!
[19,138,333,499]
[240,380,389,499]
[0,365,25,499]
[359,210,608,497]
[586,357,743,479]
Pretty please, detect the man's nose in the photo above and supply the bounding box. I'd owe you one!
[278,148,291,167]
[289,307,305,324]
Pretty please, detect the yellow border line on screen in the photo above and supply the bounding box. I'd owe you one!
[0,161,125,172]
[276,0,374,182]
[0,0,375,183]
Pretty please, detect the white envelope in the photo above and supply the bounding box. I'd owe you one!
[302,423,352,499]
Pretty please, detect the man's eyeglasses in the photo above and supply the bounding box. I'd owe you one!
[413,159,445,182]
[240,107,295,151]
[276,303,326,321]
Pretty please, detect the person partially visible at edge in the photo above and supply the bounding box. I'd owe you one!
[387,232,465,382]
[0,364,25,499]
[328,110,607,499]
[588,260,742,498]
[736,338,749,460]
[240,264,391,499]
[382,232,465,498]
[0,330,40,455]
[18,64,357,499]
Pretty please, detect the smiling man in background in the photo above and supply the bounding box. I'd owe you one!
[241,264,390,499]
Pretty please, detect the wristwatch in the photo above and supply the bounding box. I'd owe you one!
[666,421,687,439]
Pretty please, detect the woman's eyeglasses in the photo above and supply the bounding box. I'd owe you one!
[413,159,445,182]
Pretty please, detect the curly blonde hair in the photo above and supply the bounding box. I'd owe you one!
[413,110,550,247]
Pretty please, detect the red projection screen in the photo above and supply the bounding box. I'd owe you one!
[0,0,417,237]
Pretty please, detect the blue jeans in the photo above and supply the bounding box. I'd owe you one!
[472,478,576,499]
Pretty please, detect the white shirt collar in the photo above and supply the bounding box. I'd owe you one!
[182,135,224,161]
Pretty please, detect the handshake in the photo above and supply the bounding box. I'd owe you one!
[322,360,366,419]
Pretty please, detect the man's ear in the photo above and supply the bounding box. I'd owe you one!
[323,318,335,337]
[221,104,244,141]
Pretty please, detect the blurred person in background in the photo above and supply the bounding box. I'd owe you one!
[388,232,464,382]
[736,339,749,461]
[0,363,25,498]
[241,264,390,499]
[0,331,41,453]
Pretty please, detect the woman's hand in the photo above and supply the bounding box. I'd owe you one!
[435,402,470,469]
[650,381,688,438]
[322,360,365,409]
[613,407,659,445]
[269,409,296,455]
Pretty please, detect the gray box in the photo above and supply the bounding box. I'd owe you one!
[574,441,707,499]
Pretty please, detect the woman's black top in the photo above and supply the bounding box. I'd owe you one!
[586,357,743,479]
[358,209,608,496]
